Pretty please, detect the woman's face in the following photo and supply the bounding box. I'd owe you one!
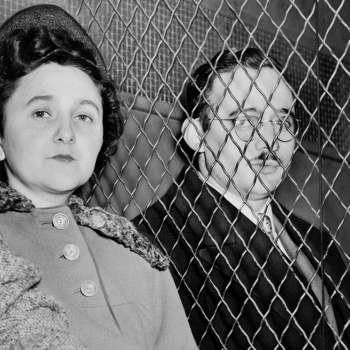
[0,63,103,207]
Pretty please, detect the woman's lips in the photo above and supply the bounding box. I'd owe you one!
[51,154,74,162]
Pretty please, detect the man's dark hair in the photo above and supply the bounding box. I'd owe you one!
[0,26,124,160]
[185,47,286,131]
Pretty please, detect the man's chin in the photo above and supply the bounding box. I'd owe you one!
[255,177,280,195]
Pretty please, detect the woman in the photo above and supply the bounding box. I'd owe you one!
[0,5,197,350]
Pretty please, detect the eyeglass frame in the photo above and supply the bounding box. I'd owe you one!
[212,114,300,142]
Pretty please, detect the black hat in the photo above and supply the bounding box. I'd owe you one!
[0,4,108,80]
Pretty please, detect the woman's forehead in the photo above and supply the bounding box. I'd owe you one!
[9,63,102,109]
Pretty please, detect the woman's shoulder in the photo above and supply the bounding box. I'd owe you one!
[69,196,169,271]
[79,220,169,277]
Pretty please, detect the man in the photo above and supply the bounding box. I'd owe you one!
[133,48,350,349]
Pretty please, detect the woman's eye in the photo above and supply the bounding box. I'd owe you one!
[33,111,50,118]
[75,114,92,122]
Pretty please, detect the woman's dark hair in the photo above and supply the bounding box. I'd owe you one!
[185,48,286,132]
[0,26,124,160]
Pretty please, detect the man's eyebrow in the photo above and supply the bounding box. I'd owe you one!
[228,107,295,117]
[26,95,53,105]
[80,100,100,114]
[228,107,257,117]
[280,108,295,117]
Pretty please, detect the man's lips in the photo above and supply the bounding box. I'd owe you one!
[251,160,279,167]
[51,154,75,162]
[250,161,280,174]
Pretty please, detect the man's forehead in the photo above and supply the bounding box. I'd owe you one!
[209,67,292,107]
[212,67,275,93]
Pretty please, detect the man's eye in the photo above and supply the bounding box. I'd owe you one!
[284,116,294,128]
[235,116,259,128]
[33,111,50,118]
[277,116,294,129]
[235,118,249,127]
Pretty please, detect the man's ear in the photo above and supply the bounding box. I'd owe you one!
[0,140,5,161]
[181,118,205,152]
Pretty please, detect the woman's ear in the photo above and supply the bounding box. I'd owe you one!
[181,118,204,152]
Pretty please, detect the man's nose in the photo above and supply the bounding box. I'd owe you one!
[53,117,76,144]
[256,120,279,151]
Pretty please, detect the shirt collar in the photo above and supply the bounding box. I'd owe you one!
[197,171,290,255]
[197,170,271,225]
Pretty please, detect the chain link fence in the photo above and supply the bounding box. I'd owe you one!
[1,0,350,348]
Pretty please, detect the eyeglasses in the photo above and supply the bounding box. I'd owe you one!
[215,115,300,142]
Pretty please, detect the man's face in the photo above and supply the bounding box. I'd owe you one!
[198,66,296,202]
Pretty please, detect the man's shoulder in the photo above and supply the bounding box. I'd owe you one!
[137,164,235,213]
[271,200,320,231]
[132,165,226,239]
[134,166,208,214]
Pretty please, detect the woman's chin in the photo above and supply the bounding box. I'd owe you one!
[41,177,86,195]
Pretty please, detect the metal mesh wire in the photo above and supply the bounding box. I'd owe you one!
[80,2,349,348]
[1,0,349,348]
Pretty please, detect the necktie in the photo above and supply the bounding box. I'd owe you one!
[260,214,339,335]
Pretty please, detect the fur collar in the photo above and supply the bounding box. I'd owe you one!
[0,182,169,270]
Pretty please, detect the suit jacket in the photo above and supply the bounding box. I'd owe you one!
[133,165,350,350]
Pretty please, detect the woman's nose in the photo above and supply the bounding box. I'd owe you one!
[53,118,76,144]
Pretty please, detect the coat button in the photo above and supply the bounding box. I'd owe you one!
[53,213,69,229]
[63,244,80,260]
[80,281,97,297]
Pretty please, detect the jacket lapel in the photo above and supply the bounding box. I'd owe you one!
[272,200,350,296]
[168,167,349,346]
[179,169,350,339]
[177,170,311,329]
[272,201,350,341]
[196,204,311,323]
